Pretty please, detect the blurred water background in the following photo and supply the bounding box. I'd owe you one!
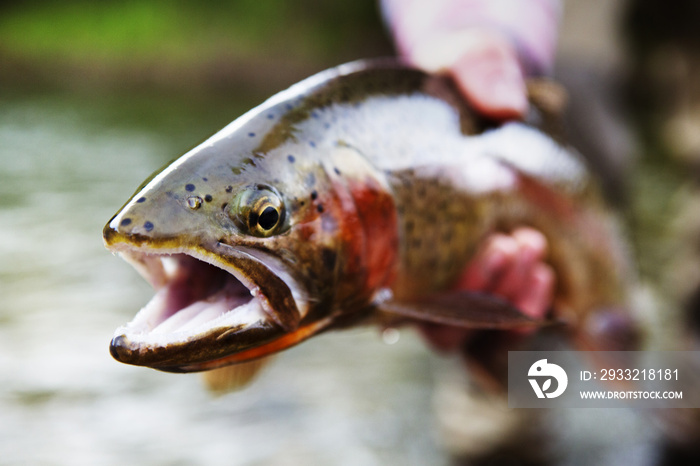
[1,1,699,465]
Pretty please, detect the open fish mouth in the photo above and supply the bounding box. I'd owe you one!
[108,244,309,372]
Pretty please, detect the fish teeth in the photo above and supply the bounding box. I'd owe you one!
[119,251,169,289]
[160,255,179,280]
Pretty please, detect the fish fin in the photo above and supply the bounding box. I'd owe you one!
[525,78,568,144]
[526,79,568,117]
[201,356,272,394]
[376,291,552,329]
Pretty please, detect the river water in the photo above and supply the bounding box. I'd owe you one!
[0,90,676,465]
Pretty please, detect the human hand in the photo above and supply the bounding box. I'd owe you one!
[418,227,555,353]
[411,29,528,120]
[382,0,561,120]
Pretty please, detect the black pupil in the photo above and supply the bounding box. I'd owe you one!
[258,206,279,230]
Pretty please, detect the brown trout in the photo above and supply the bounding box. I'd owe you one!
[104,60,634,374]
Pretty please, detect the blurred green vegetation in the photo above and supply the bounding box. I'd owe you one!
[0,0,393,92]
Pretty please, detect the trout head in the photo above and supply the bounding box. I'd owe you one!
[104,76,398,372]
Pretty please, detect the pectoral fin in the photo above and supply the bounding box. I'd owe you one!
[201,356,272,394]
[376,291,552,329]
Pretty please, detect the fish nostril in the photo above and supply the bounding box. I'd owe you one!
[187,196,203,210]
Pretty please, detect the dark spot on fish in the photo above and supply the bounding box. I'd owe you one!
[308,268,319,281]
[417,186,426,197]
[226,186,233,193]
[324,123,331,129]
[242,157,255,167]
[120,218,132,227]
[334,167,341,175]
[136,197,146,203]
[203,177,208,182]
[231,167,242,175]
[412,238,422,248]
[442,231,453,243]
[300,201,305,206]
[310,190,318,201]
[317,204,324,213]
[322,248,337,271]
[311,111,319,119]
[204,194,213,202]
[273,178,280,184]
[248,132,256,137]
[309,141,316,148]
[267,113,274,119]
[144,221,154,232]
[285,103,293,110]
[406,220,414,233]
[287,154,295,163]
[185,184,195,192]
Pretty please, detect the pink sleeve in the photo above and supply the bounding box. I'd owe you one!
[381,0,561,76]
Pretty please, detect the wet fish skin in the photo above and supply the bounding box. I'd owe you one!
[104,60,634,373]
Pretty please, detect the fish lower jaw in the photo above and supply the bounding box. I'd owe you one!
[113,283,268,349]
[109,249,304,368]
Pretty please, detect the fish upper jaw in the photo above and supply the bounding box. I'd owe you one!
[104,234,312,372]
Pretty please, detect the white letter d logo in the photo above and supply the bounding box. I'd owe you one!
[528,359,568,399]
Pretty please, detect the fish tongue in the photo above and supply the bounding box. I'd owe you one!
[151,300,211,335]
[151,280,253,335]
[176,297,238,333]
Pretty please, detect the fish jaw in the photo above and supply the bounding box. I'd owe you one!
[104,231,314,372]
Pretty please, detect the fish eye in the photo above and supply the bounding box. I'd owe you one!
[229,186,285,237]
[258,205,280,231]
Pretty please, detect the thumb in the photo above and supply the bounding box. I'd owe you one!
[449,37,528,120]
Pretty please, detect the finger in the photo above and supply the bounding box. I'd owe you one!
[456,233,517,291]
[511,227,548,258]
[514,263,555,320]
[492,228,548,299]
[449,38,528,120]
